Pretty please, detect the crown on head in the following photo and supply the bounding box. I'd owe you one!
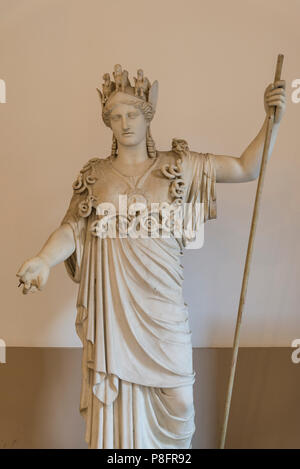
[97,64,159,111]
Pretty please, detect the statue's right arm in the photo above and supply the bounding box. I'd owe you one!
[16,223,75,295]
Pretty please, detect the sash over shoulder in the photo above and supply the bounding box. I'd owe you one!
[167,138,217,249]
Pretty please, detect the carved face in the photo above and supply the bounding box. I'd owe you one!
[108,99,148,147]
[114,64,122,75]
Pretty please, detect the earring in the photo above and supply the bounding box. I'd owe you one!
[111,134,118,157]
[146,126,157,158]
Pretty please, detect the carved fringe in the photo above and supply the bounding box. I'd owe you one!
[111,134,118,158]
[146,126,157,158]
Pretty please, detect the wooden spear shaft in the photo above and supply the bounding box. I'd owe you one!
[219,54,284,449]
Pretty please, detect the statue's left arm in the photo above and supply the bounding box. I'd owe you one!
[214,80,286,183]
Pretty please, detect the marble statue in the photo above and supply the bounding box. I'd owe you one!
[16,64,286,449]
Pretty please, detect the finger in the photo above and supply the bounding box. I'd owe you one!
[264,84,273,96]
[35,275,43,291]
[266,96,285,105]
[266,88,286,96]
[22,280,39,294]
[266,96,286,106]
[274,79,286,89]
[30,278,39,288]
[269,103,285,110]
[267,88,286,97]
[22,281,32,295]
[16,261,31,277]
[17,258,39,277]
[17,272,32,285]
[266,93,285,102]
[23,285,37,295]
[266,99,285,107]
[37,271,48,291]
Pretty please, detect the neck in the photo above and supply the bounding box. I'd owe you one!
[116,138,148,165]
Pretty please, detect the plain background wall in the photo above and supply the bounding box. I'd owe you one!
[0,0,299,347]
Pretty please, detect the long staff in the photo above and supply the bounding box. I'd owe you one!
[219,54,284,449]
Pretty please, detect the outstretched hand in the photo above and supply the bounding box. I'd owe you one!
[264,79,286,124]
[16,256,50,295]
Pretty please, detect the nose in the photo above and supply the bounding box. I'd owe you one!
[121,116,129,131]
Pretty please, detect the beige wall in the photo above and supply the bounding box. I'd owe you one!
[0,0,300,347]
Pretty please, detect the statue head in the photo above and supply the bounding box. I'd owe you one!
[97,65,159,157]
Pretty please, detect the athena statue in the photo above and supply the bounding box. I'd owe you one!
[17,64,286,448]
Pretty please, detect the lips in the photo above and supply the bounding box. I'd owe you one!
[122,132,134,135]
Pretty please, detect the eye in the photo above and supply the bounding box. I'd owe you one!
[128,112,139,119]
[110,115,120,121]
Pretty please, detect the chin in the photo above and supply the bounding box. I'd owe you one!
[119,137,139,146]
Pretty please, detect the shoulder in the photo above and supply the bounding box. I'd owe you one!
[162,138,207,169]
[78,155,110,174]
[170,138,215,169]
[157,140,208,181]
[72,156,110,193]
[158,139,192,163]
[67,156,111,219]
[164,139,218,189]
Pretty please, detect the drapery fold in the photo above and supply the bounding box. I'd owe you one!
[61,147,217,448]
